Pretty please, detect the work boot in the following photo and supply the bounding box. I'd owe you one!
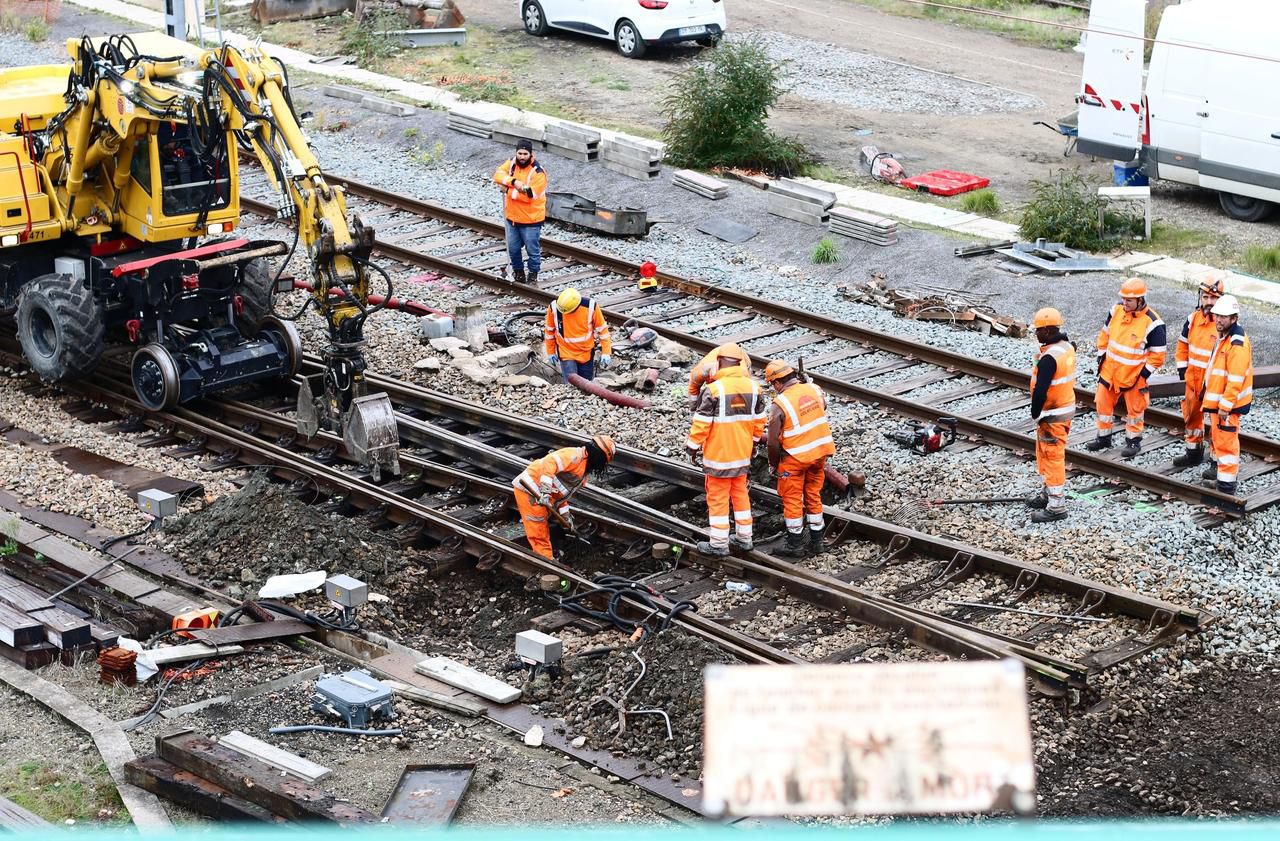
[1084,435,1113,452]
[696,541,729,557]
[1024,490,1048,510]
[527,270,539,285]
[512,268,527,284]
[1202,462,1218,481]
[1031,507,1067,524]
[1217,481,1238,495]
[730,534,753,552]
[807,528,826,555]
[1120,437,1143,460]
[1172,447,1203,468]
[776,531,806,558]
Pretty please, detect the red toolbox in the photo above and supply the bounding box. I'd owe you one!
[901,170,990,196]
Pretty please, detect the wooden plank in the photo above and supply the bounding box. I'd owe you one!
[148,643,244,665]
[189,618,314,645]
[414,657,521,703]
[26,606,91,649]
[0,793,52,830]
[124,757,285,824]
[157,729,380,824]
[382,679,487,717]
[135,590,201,621]
[219,730,332,784]
[0,574,53,612]
[0,603,44,647]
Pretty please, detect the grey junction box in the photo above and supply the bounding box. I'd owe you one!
[515,630,562,665]
[137,488,178,519]
[312,669,396,728]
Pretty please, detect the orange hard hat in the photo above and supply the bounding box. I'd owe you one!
[1199,272,1226,297]
[763,359,795,382]
[1119,277,1147,298]
[591,434,616,463]
[1033,307,1064,329]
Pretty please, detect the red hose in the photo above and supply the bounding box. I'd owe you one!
[567,373,651,409]
[291,279,449,316]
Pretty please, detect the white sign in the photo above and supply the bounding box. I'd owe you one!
[702,660,1035,817]
[1077,0,1146,157]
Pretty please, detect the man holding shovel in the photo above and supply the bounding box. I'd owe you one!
[513,434,616,560]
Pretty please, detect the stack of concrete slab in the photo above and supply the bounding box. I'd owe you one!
[447,106,498,138]
[491,121,543,150]
[543,120,600,162]
[600,136,663,180]
[672,169,729,200]
[767,179,836,226]
[829,206,899,246]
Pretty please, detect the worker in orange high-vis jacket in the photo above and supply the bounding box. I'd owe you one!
[764,359,835,557]
[493,138,548,285]
[686,343,750,410]
[1172,273,1225,468]
[544,287,611,380]
[513,435,616,560]
[1025,308,1077,523]
[1086,277,1167,460]
[686,352,766,557]
[1200,295,1253,496]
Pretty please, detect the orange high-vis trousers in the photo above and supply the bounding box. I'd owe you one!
[777,455,827,534]
[1095,381,1149,438]
[514,488,554,560]
[1181,374,1207,448]
[1035,419,1071,508]
[705,474,752,548]
[1207,411,1241,486]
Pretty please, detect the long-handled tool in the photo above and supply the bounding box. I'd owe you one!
[890,496,1027,527]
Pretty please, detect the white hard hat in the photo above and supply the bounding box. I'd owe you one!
[1211,294,1240,317]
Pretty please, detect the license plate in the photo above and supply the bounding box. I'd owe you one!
[679,26,706,36]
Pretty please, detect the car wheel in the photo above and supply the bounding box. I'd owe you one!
[1218,191,1275,223]
[523,1,548,36]
[615,20,646,58]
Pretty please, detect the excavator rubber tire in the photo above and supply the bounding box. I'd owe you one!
[16,272,105,382]
[236,256,275,335]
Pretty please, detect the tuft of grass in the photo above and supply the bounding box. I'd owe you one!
[403,127,420,139]
[24,19,48,41]
[408,140,447,168]
[0,761,125,825]
[605,80,631,92]
[960,188,1001,217]
[1244,245,1280,280]
[1148,222,1214,256]
[588,74,608,85]
[811,237,840,265]
[449,80,520,104]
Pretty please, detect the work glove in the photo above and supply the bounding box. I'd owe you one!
[1178,367,1186,381]
[548,354,559,367]
[599,354,612,369]
[524,187,535,198]
[686,394,699,412]
[686,446,702,465]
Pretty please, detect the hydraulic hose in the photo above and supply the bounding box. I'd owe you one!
[270,725,402,736]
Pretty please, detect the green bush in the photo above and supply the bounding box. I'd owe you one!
[661,39,810,176]
[961,188,1001,217]
[24,19,48,42]
[1018,172,1111,250]
[811,237,839,264]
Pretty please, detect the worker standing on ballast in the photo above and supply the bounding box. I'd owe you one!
[513,435,616,560]
[686,342,750,410]
[686,351,766,557]
[1085,277,1167,459]
[1026,308,1077,523]
[1201,295,1253,495]
[544,287,612,380]
[764,359,835,556]
[1172,273,1225,468]
[493,138,547,284]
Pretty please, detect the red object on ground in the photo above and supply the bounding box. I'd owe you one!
[567,373,651,409]
[290,279,448,317]
[900,170,990,197]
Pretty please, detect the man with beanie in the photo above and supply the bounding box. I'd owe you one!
[493,139,548,284]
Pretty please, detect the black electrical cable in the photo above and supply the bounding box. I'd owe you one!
[256,599,360,632]
[100,517,159,551]
[556,575,696,637]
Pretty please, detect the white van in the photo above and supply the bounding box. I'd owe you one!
[1077,0,1280,222]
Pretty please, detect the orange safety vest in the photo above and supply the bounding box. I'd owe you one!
[493,158,548,225]
[1203,324,1253,414]
[687,343,750,396]
[1030,339,1077,420]
[1097,303,1167,390]
[544,299,611,363]
[772,382,835,463]
[1176,309,1216,387]
[686,365,766,478]
[513,446,588,503]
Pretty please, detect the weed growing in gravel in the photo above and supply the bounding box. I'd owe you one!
[1019,172,1110,250]
[451,80,520,104]
[341,11,402,66]
[961,189,1001,217]
[661,39,810,176]
[409,141,447,168]
[1245,245,1280,279]
[811,237,840,264]
[403,127,420,139]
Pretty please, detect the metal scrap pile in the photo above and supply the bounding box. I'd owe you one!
[839,273,1027,337]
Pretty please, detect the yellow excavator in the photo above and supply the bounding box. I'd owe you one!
[0,33,399,478]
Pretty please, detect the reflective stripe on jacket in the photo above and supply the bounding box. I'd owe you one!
[1176,310,1216,386]
[544,299,611,363]
[493,158,548,224]
[1097,303,1167,389]
[1203,324,1253,414]
[513,446,588,511]
[771,382,835,463]
[688,343,751,396]
[1031,339,1077,421]
[686,365,767,478]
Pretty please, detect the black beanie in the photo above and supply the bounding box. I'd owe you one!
[516,139,534,152]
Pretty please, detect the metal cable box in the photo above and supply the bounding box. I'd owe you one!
[311,669,396,728]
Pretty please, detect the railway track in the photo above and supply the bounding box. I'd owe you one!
[237,170,1280,519]
[1,338,1207,695]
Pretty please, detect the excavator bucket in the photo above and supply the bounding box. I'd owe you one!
[295,376,321,439]
[343,393,401,482]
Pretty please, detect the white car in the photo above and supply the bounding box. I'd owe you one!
[520,0,727,59]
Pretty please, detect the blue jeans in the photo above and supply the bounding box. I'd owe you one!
[560,357,594,381]
[505,220,542,274]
